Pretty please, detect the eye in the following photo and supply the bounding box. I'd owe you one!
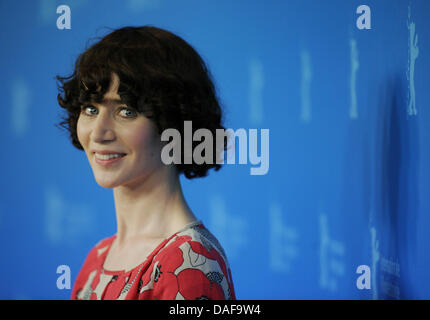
[119,107,137,118]
[81,104,98,116]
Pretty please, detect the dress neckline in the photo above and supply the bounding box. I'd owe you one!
[100,220,202,275]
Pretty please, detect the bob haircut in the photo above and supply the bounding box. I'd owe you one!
[56,25,227,179]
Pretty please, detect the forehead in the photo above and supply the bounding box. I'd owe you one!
[90,73,123,106]
[104,72,121,99]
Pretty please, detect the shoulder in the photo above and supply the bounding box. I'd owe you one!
[162,223,229,264]
[159,224,232,278]
[84,234,116,263]
[79,234,115,268]
[94,235,116,254]
[139,223,236,300]
[71,234,115,299]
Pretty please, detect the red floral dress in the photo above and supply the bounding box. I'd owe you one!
[71,220,236,300]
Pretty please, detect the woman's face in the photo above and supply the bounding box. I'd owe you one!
[77,73,164,189]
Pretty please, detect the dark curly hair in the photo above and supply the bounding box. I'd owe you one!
[56,25,227,179]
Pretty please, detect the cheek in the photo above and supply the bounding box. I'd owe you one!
[129,125,162,160]
[76,116,88,148]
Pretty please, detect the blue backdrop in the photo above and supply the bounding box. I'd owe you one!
[0,0,429,299]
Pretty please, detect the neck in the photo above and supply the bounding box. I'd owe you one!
[112,166,197,248]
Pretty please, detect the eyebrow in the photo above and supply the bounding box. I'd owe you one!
[101,98,124,105]
[84,98,125,106]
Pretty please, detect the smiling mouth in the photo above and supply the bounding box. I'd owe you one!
[94,153,126,160]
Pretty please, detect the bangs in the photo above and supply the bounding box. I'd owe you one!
[77,45,141,108]
[77,42,117,105]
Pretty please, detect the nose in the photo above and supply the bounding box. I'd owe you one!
[90,109,116,143]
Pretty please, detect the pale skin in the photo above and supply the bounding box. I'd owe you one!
[77,73,197,272]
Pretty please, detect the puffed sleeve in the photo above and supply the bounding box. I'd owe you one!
[138,236,235,300]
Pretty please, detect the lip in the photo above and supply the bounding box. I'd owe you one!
[92,150,127,155]
[93,152,126,167]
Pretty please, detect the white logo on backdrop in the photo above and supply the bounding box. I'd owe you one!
[44,186,94,246]
[300,49,312,123]
[370,225,380,299]
[349,38,359,119]
[248,58,264,125]
[407,4,419,116]
[269,203,299,273]
[319,213,345,292]
[11,79,30,136]
[209,195,247,259]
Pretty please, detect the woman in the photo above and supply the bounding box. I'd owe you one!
[56,26,235,300]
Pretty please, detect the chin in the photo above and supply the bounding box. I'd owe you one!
[93,176,124,189]
[96,181,120,189]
